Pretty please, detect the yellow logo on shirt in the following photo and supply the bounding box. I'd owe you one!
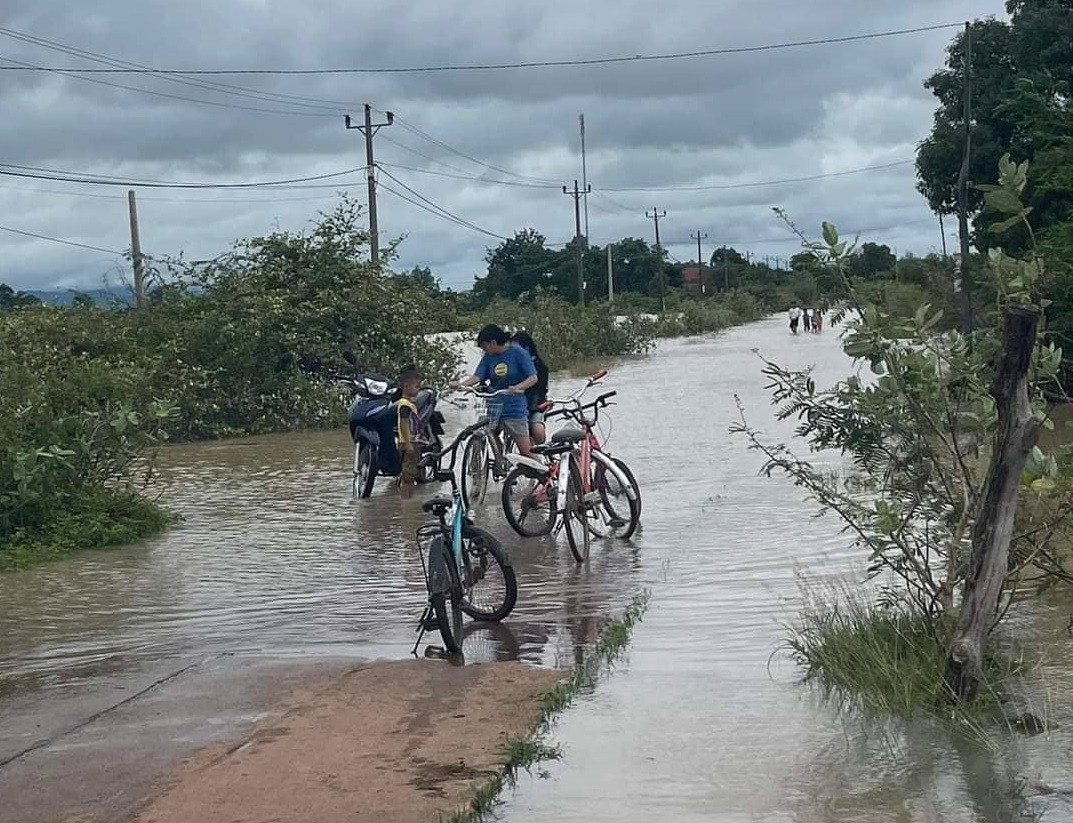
[494,362,508,377]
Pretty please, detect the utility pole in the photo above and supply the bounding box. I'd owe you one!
[955,20,973,334]
[563,179,591,305]
[607,244,614,307]
[345,104,394,266]
[690,230,707,292]
[127,190,145,308]
[579,114,590,239]
[645,208,667,312]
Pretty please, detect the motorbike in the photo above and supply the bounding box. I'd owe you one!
[342,354,446,498]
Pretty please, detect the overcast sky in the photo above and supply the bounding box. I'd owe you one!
[0,0,1008,293]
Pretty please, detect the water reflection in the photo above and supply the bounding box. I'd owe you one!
[3,319,1072,822]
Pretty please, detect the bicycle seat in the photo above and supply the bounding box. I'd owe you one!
[422,494,453,514]
[550,426,585,444]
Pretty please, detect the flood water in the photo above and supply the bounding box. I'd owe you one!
[2,315,1072,822]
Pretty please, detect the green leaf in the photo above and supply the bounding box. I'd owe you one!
[821,222,839,247]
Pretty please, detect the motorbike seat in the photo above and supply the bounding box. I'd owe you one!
[550,426,586,444]
[422,494,453,515]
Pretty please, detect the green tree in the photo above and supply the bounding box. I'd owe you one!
[850,242,897,279]
[0,284,40,309]
[471,229,557,305]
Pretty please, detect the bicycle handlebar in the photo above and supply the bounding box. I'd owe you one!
[417,419,486,468]
[453,385,515,398]
[545,390,617,422]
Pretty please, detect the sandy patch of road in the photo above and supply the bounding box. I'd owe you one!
[134,659,563,823]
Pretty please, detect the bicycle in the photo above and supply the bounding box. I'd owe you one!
[412,420,519,655]
[501,371,641,562]
[455,386,518,509]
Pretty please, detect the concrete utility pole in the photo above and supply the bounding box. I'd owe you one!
[579,114,590,239]
[690,230,707,291]
[127,190,145,308]
[345,104,394,265]
[955,20,973,334]
[563,179,591,305]
[607,244,614,307]
[645,208,667,312]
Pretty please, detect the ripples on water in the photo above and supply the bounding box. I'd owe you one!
[2,317,1072,822]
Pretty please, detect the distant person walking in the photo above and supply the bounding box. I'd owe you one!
[788,306,802,334]
[803,308,812,333]
[812,309,823,333]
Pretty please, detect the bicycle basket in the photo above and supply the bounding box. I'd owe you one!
[470,395,489,425]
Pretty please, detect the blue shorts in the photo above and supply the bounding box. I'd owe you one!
[528,410,546,426]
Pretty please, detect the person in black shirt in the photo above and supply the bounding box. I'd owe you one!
[510,331,549,444]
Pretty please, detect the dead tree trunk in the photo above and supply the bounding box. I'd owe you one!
[945,304,1039,702]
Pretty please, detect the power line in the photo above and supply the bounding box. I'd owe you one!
[0,54,332,117]
[0,222,123,255]
[0,23,961,74]
[390,115,562,184]
[376,169,511,241]
[0,25,362,112]
[0,26,346,115]
[0,181,347,204]
[0,162,365,189]
[379,159,562,188]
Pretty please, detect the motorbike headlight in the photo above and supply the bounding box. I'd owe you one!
[366,379,389,396]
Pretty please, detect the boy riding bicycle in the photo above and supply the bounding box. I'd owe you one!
[450,324,538,457]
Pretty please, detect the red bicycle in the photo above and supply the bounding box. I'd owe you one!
[500,371,641,562]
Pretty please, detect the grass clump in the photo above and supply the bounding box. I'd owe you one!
[443,591,650,822]
[0,488,174,572]
[786,588,1020,728]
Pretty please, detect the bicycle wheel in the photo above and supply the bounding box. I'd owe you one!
[432,556,464,654]
[591,455,640,540]
[461,433,490,507]
[458,525,517,621]
[354,442,376,499]
[502,466,555,537]
[417,436,443,484]
[563,455,591,563]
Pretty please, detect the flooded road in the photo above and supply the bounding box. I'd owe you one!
[2,315,1072,822]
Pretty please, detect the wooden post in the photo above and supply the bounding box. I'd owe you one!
[128,190,145,308]
[945,303,1039,702]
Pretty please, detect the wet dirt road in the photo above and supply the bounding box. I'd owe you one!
[2,315,1072,822]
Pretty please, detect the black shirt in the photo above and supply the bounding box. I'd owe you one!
[525,356,549,412]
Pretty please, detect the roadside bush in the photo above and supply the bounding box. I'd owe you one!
[481,292,654,369]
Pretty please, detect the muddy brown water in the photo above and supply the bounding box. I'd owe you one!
[2,315,1072,822]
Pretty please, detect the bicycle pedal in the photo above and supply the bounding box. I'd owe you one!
[608,517,627,528]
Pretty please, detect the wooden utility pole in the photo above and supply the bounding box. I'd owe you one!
[945,304,1039,702]
[645,208,667,312]
[563,179,590,305]
[345,104,393,265]
[127,190,145,308]
[955,21,974,334]
[690,230,707,292]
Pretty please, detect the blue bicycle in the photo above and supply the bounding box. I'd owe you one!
[413,421,519,655]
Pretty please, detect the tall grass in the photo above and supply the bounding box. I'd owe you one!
[786,584,1025,740]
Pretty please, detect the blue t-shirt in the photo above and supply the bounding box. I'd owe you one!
[475,343,536,420]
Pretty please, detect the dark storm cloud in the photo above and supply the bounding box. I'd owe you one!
[0,0,1007,290]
